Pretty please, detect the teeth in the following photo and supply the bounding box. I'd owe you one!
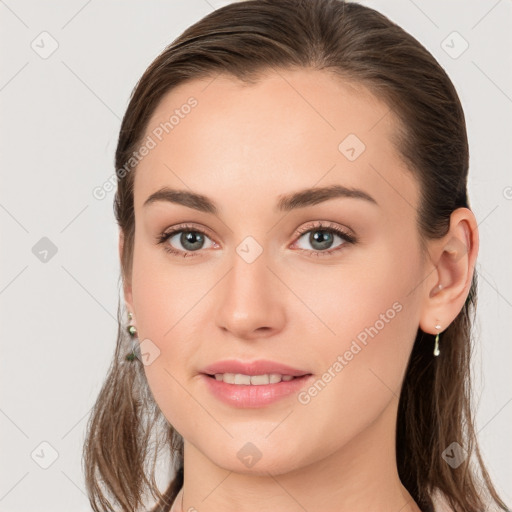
[213,373,296,385]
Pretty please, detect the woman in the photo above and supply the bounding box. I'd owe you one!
[82,1,510,511]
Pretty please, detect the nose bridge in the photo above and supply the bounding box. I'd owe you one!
[215,235,286,337]
[227,237,273,305]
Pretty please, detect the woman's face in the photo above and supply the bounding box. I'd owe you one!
[123,69,430,474]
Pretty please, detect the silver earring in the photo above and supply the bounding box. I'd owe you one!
[433,323,441,357]
[126,311,139,362]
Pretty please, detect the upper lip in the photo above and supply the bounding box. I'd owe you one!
[201,359,312,377]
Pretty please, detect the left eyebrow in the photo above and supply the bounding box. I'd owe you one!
[142,184,379,214]
[276,184,379,211]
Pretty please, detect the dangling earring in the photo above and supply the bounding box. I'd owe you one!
[126,311,139,361]
[433,323,441,357]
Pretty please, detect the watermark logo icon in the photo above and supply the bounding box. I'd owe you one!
[441,31,469,59]
[338,133,366,161]
[32,237,58,263]
[136,338,161,366]
[31,31,59,59]
[442,441,467,468]
[237,442,262,468]
[236,236,263,264]
[31,441,59,469]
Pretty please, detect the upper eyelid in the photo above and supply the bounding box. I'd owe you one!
[160,221,353,246]
[162,222,217,241]
[295,220,352,235]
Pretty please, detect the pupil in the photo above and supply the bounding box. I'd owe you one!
[311,230,332,250]
[182,231,204,250]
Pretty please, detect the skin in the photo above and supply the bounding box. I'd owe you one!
[120,68,478,512]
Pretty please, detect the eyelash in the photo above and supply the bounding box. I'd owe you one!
[156,221,357,259]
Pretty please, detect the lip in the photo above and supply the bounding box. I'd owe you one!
[200,359,311,377]
[200,373,314,408]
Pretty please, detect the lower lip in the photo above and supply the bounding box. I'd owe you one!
[200,374,314,408]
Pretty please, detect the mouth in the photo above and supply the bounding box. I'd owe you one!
[200,359,312,381]
[200,372,315,408]
[202,373,313,385]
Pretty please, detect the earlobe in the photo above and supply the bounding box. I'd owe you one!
[419,207,479,335]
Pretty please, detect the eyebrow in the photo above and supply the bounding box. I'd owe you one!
[142,184,378,214]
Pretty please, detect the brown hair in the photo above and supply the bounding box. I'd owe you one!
[82,1,510,511]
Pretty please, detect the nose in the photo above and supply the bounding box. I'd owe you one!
[215,248,286,340]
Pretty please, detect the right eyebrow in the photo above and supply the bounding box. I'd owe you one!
[143,187,218,214]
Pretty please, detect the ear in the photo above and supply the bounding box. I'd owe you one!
[119,229,135,319]
[418,207,479,335]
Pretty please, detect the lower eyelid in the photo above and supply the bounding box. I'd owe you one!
[158,224,355,256]
[163,230,216,252]
[293,230,352,253]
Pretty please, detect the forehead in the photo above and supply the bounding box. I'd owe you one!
[134,68,419,218]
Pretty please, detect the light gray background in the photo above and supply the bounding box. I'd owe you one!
[1,1,511,510]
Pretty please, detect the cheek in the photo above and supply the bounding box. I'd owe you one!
[130,243,211,429]
[290,289,418,454]
[294,247,421,411]
[142,362,198,436]
[130,240,198,340]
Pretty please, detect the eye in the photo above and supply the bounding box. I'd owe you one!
[156,221,356,259]
[292,221,356,257]
[156,223,217,258]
